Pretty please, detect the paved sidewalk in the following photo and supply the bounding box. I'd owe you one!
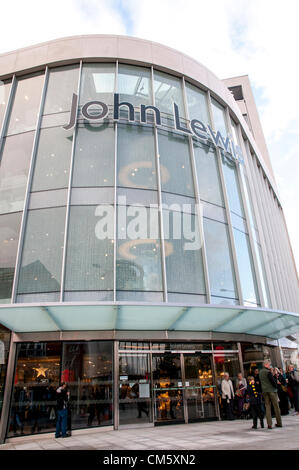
[1,415,299,451]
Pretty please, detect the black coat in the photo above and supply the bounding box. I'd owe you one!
[246,382,263,406]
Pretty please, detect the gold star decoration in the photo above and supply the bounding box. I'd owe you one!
[33,366,48,378]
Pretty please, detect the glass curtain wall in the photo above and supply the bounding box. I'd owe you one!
[211,99,259,306]
[0,62,264,308]
[0,73,44,302]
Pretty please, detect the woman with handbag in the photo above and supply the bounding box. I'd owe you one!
[235,373,247,418]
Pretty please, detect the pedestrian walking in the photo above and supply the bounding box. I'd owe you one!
[259,359,282,429]
[246,376,264,429]
[286,364,299,415]
[55,382,70,438]
[221,373,235,420]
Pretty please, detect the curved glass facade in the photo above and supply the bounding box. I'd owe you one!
[0,61,271,308]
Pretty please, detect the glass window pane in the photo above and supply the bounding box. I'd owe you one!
[0,326,10,420]
[233,228,259,306]
[73,123,114,188]
[62,341,113,429]
[193,140,224,206]
[0,212,22,302]
[222,157,245,217]
[211,98,227,137]
[80,63,115,106]
[0,132,34,214]
[116,206,162,291]
[164,209,205,295]
[185,82,209,124]
[64,206,114,292]
[7,342,62,437]
[0,79,12,131]
[154,70,185,117]
[203,218,238,300]
[7,74,44,135]
[158,130,194,197]
[117,124,157,190]
[118,64,152,107]
[17,207,66,294]
[43,65,79,115]
[31,127,73,192]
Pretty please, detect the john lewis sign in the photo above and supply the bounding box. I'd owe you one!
[64,93,244,163]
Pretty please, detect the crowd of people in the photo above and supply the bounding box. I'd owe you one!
[221,360,299,429]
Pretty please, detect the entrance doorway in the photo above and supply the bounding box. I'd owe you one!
[118,345,221,426]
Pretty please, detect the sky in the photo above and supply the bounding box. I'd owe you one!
[0,0,298,271]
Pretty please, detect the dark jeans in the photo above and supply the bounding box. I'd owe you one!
[251,404,264,427]
[56,408,68,437]
[292,387,299,412]
[223,399,234,420]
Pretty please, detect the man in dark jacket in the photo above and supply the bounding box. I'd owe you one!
[259,359,282,429]
[246,376,264,429]
[55,382,69,438]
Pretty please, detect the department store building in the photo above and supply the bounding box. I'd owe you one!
[0,35,298,442]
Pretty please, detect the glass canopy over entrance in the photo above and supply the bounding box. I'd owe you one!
[0,303,298,339]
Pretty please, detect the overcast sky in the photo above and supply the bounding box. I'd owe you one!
[1,0,298,271]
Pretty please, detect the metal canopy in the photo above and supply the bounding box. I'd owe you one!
[0,303,298,339]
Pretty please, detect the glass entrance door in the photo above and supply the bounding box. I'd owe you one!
[184,353,218,421]
[119,352,152,425]
[152,353,184,424]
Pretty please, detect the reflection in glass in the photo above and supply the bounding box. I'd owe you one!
[0,212,22,302]
[185,82,209,124]
[17,207,66,294]
[203,218,238,301]
[233,228,259,305]
[0,79,11,131]
[31,127,73,192]
[158,130,194,197]
[44,65,79,116]
[154,71,185,118]
[163,209,205,295]
[80,63,115,105]
[7,74,44,135]
[184,353,217,421]
[64,206,114,293]
[0,132,34,214]
[62,341,113,429]
[211,98,227,137]
[0,326,11,419]
[116,206,162,292]
[222,157,245,217]
[117,125,157,190]
[119,352,151,424]
[153,353,184,423]
[8,342,62,437]
[118,64,152,107]
[193,141,224,206]
[73,123,114,187]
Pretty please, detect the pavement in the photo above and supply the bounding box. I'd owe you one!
[1,414,299,451]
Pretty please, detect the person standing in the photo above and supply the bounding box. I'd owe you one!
[253,368,262,393]
[246,376,264,429]
[55,382,70,438]
[286,364,299,415]
[259,359,282,429]
[221,373,235,420]
[274,368,289,416]
[235,373,247,418]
